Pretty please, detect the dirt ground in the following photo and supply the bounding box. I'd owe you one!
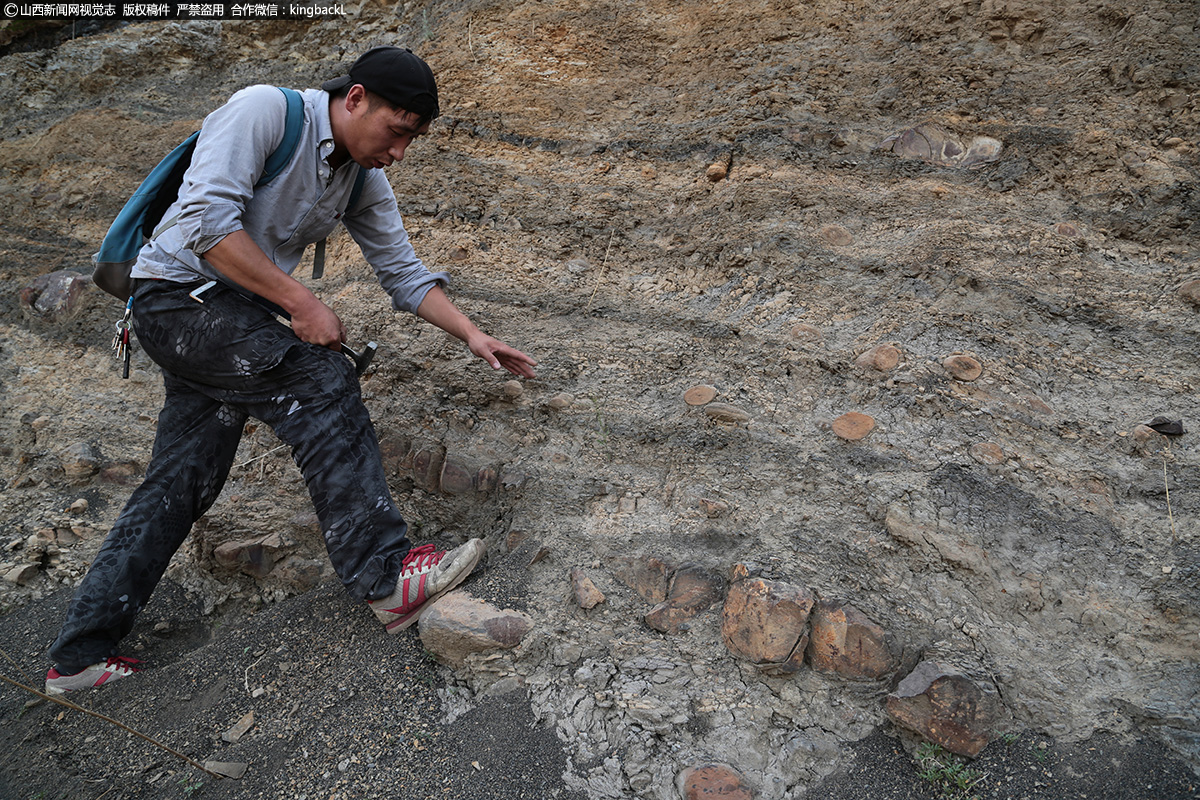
[0,1,1197,798]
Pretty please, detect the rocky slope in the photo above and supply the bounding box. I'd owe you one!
[0,2,1197,798]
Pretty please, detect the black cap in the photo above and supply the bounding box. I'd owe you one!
[322,46,439,119]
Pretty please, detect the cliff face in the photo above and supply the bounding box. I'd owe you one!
[0,2,1197,798]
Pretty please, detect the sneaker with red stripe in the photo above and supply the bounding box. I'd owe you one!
[45,657,141,695]
[368,539,485,633]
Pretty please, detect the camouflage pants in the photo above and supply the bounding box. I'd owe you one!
[49,278,411,674]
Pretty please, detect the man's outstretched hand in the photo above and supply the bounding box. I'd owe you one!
[468,334,538,378]
[417,286,538,379]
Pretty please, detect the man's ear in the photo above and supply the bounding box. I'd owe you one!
[344,84,369,115]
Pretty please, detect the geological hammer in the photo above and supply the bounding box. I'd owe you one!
[341,341,378,376]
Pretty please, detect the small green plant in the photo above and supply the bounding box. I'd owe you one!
[1000,731,1020,746]
[178,774,204,796]
[914,742,984,799]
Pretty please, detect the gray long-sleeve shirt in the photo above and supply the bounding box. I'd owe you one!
[130,84,448,314]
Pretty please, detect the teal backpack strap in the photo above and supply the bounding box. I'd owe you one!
[257,87,304,187]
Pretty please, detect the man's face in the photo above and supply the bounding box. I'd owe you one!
[343,90,430,170]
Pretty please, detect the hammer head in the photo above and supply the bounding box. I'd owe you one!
[341,342,378,376]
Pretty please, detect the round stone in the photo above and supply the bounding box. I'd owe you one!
[969,442,1005,465]
[547,392,574,409]
[943,355,983,381]
[679,764,752,800]
[684,385,718,406]
[706,163,728,181]
[855,344,901,371]
[832,412,875,440]
[1055,223,1080,237]
[502,380,524,398]
[819,224,854,246]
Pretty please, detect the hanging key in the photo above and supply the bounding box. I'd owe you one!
[112,297,134,379]
[113,319,130,358]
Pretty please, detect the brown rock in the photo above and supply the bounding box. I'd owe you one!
[59,442,100,484]
[409,445,446,492]
[819,224,854,247]
[678,764,753,800]
[684,385,718,406]
[969,442,1005,465]
[706,162,728,181]
[1055,222,1080,237]
[502,380,524,398]
[721,574,814,675]
[832,412,875,441]
[885,661,1001,757]
[571,568,606,609]
[475,465,499,493]
[943,355,983,381]
[418,592,533,667]
[612,556,671,604]
[645,564,724,633]
[547,392,574,409]
[806,599,895,680]
[68,498,89,515]
[18,270,90,319]
[1178,280,1200,306]
[440,458,475,495]
[855,344,901,371]
[697,497,729,518]
[704,403,751,423]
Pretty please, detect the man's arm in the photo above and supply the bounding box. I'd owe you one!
[203,230,346,348]
[416,286,537,378]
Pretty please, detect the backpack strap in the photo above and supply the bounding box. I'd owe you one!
[312,164,366,280]
[258,87,304,187]
[149,87,307,242]
[348,165,367,211]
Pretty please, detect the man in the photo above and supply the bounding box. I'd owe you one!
[45,47,536,694]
